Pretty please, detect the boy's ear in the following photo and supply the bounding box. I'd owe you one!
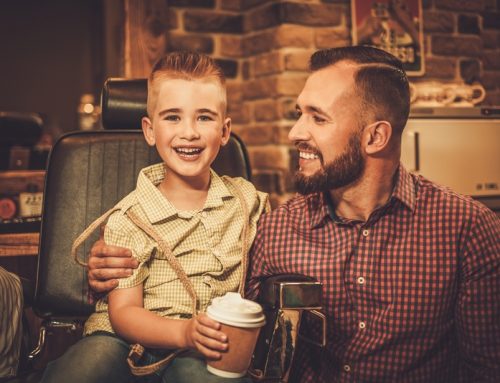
[220,117,231,147]
[141,117,155,146]
[364,120,392,155]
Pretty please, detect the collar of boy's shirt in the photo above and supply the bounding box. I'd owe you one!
[309,164,416,229]
[136,164,233,223]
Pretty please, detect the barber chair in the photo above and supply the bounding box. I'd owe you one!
[10,79,325,383]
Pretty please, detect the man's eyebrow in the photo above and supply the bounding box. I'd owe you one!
[296,104,330,117]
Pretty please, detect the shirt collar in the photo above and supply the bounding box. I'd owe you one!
[136,164,233,224]
[319,164,416,226]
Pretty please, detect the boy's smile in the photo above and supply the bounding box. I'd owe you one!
[142,78,231,189]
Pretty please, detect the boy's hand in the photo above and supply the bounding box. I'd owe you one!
[184,313,228,360]
[88,236,139,294]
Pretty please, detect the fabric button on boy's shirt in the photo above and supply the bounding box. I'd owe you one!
[84,163,269,336]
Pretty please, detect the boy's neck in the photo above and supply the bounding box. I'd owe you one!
[158,172,210,211]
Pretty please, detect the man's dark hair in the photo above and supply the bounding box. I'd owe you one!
[310,46,410,136]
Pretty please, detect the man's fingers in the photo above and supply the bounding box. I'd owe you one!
[88,267,133,281]
[91,243,133,258]
[88,279,119,294]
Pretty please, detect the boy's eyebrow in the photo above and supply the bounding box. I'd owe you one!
[158,108,181,117]
[197,108,218,116]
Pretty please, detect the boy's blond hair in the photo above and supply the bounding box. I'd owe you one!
[147,52,227,117]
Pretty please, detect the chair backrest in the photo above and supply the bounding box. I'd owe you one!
[34,79,251,318]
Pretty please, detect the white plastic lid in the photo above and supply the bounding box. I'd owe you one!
[206,292,265,328]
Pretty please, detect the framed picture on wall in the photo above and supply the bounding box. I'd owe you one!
[351,0,425,76]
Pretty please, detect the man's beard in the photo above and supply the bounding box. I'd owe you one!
[294,131,365,195]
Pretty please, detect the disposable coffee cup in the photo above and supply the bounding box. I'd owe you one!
[206,292,266,378]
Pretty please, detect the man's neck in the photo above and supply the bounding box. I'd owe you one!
[329,163,398,222]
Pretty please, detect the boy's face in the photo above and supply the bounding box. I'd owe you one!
[142,78,231,182]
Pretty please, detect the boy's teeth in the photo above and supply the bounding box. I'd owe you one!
[299,151,319,160]
[176,148,201,154]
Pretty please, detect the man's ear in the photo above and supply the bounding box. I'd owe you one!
[220,117,232,147]
[364,120,392,155]
[141,117,155,146]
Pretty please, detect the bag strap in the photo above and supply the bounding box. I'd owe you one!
[126,344,189,376]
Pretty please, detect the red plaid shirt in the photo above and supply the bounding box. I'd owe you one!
[247,165,500,382]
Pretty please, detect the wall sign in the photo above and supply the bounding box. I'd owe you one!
[351,0,425,76]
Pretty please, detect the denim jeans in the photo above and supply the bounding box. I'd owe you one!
[41,332,253,383]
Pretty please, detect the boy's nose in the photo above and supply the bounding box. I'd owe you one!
[180,120,200,140]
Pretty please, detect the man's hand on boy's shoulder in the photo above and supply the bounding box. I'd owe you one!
[87,235,139,294]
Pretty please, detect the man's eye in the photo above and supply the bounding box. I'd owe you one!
[198,115,214,122]
[313,115,326,123]
[165,115,180,122]
[295,110,302,119]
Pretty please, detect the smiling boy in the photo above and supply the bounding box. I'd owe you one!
[41,52,268,383]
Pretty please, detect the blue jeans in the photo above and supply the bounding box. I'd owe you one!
[41,332,253,383]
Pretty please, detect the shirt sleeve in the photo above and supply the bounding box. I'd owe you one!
[456,206,500,381]
[104,211,156,289]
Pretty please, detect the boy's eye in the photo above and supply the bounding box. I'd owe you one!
[198,115,214,122]
[164,115,180,122]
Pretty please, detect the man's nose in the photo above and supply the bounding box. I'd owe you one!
[288,115,309,143]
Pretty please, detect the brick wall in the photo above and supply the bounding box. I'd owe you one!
[165,0,500,207]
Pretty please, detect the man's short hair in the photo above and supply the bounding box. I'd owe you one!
[310,46,410,136]
[147,52,226,117]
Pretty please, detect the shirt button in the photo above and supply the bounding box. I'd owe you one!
[359,321,366,329]
[362,229,369,237]
[343,364,351,372]
[212,250,220,257]
[357,276,365,285]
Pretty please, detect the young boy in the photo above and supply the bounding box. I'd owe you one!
[41,52,268,383]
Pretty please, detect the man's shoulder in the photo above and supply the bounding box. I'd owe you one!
[260,193,316,224]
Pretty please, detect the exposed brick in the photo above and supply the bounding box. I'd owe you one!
[459,59,481,82]
[244,2,281,31]
[242,30,276,55]
[169,0,215,7]
[242,60,251,80]
[284,50,315,71]
[277,74,308,96]
[431,35,482,56]
[481,30,500,49]
[483,90,500,106]
[248,145,290,170]
[481,70,500,90]
[168,9,179,30]
[184,11,243,33]
[220,36,243,57]
[281,2,343,26]
[227,82,244,103]
[278,124,294,145]
[254,99,280,121]
[274,25,315,48]
[280,97,298,120]
[243,77,278,99]
[220,0,243,11]
[458,14,480,34]
[435,0,485,12]
[252,170,285,194]
[239,0,272,10]
[236,124,281,145]
[315,28,351,49]
[254,51,283,76]
[423,57,457,79]
[167,33,214,53]
[481,51,500,70]
[423,11,455,33]
[483,12,500,29]
[215,58,238,78]
[228,102,252,124]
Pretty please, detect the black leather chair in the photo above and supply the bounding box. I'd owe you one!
[9,79,252,382]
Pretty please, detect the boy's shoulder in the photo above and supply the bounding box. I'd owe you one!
[219,175,269,212]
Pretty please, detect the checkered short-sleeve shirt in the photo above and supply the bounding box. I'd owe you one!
[84,163,269,336]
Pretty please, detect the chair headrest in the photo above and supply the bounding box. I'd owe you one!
[101,78,147,130]
[0,111,43,146]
